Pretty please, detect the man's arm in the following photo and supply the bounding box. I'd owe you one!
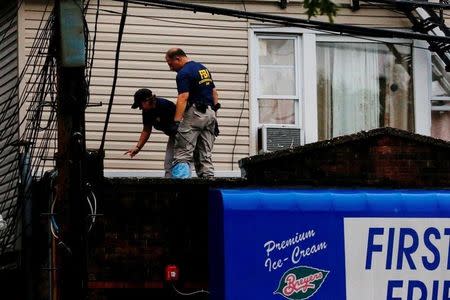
[174,92,189,122]
[212,88,219,106]
[125,125,151,158]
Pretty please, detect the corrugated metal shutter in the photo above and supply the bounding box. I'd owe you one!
[0,2,19,252]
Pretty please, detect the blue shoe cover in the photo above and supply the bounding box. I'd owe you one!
[171,163,191,178]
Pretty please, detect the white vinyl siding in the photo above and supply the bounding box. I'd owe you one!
[21,0,423,175]
[23,1,249,174]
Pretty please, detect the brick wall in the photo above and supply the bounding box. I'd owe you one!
[30,175,243,300]
[88,179,210,298]
[240,128,450,188]
[85,178,244,299]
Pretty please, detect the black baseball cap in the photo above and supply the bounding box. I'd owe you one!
[132,88,153,109]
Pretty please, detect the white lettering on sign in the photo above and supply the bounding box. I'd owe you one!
[344,218,450,300]
[264,230,316,257]
[263,229,327,272]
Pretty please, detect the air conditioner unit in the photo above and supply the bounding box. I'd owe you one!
[258,125,302,153]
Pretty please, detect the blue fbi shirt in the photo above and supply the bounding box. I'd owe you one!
[142,97,176,136]
[176,61,215,106]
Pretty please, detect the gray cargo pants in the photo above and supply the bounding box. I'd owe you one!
[173,104,216,178]
[164,135,175,178]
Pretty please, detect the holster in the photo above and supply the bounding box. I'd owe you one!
[195,103,208,113]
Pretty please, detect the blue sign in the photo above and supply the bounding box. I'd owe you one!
[208,189,450,300]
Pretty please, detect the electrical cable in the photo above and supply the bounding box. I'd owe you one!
[0,0,446,254]
[171,283,210,296]
[21,48,93,269]
[82,6,432,53]
[1,4,55,253]
[49,192,72,255]
[232,0,249,170]
[241,0,247,12]
[117,0,450,43]
[363,1,406,15]
[83,0,91,13]
[86,0,100,93]
[2,5,58,252]
[360,0,450,9]
[0,0,24,51]
[0,20,49,138]
[0,5,54,145]
[231,50,249,169]
[50,193,60,240]
[95,4,434,53]
[98,7,249,30]
[86,191,97,232]
[99,0,128,151]
[0,3,59,254]
[110,0,450,170]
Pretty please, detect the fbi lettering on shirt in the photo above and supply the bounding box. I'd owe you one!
[198,69,212,85]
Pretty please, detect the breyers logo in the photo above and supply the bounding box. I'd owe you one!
[274,266,329,300]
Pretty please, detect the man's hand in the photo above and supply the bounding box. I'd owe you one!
[214,119,220,137]
[124,146,141,158]
[212,103,221,112]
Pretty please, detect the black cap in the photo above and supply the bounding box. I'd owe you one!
[132,88,153,109]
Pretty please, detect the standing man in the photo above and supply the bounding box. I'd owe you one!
[165,48,220,179]
[125,88,178,177]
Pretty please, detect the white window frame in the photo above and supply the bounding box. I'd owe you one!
[413,40,432,135]
[249,28,431,155]
[256,35,301,126]
[249,28,317,154]
[428,51,450,113]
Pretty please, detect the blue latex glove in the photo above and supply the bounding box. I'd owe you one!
[172,162,191,178]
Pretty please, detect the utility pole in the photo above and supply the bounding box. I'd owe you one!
[55,0,88,299]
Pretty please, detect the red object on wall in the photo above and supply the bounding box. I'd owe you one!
[165,265,179,282]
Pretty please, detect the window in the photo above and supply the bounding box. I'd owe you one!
[430,54,450,141]
[250,30,421,154]
[256,36,299,125]
[316,42,414,140]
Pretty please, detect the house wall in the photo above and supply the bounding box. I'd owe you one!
[21,0,417,176]
[0,1,19,251]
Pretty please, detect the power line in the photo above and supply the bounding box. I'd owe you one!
[115,0,450,43]
[0,0,24,49]
[231,0,249,169]
[86,0,100,92]
[98,7,249,30]
[0,3,59,254]
[99,1,128,151]
[99,4,431,52]
[360,0,450,9]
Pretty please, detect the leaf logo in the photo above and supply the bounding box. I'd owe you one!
[274,266,329,300]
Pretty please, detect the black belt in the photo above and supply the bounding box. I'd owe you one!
[191,102,212,113]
